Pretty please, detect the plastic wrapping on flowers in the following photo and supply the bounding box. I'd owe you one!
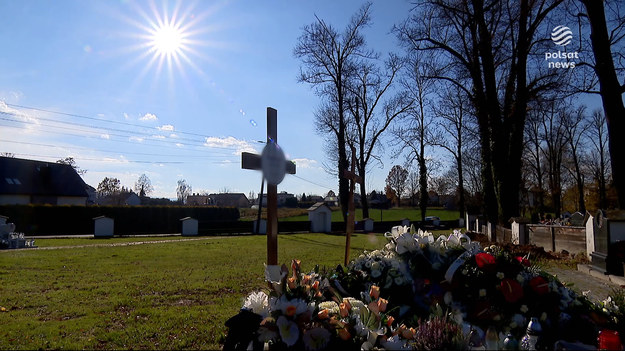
[224,225,621,350]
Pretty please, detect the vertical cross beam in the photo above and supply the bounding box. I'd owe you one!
[343,146,362,266]
[266,108,278,266]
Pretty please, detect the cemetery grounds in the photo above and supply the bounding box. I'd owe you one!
[0,227,618,349]
[0,233,389,350]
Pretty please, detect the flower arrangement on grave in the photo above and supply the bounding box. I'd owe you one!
[224,225,622,350]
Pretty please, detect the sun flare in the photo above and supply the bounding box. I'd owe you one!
[150,23,184,56]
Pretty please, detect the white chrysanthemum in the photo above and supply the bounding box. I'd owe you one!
[302,327,331,351]
[516,274,525,284]
[242,291,269,317]
[318,301,339,315]
[520,304,528,313]
[277,316,300,347]
[345,297,365,310]
[496,272,505,279]
[479,289,487,297]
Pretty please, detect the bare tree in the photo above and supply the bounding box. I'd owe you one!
[432,84,470,220]
[396,0,564,225]
[57,157,86,175]
[407,170,419,206]
[393,59,435,222]
[562,105,589,213]
[578,0,625,207]
[97,177,121,198]
[540,103,568,218]
[177,179,192,205]
[587,109,611,209]
[134,174,153,198]
[386,165,408,207]
[345,54,412,218]
[294,2,375,223]
[524,105,547,214]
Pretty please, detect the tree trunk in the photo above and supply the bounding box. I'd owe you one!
[338,84,349,226]
[456,154,466,220]
[418,155,428,222]
[582,0,625,208]
[359,166,369,219]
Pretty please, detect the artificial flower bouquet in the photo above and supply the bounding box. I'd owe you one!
[224,226,621,350]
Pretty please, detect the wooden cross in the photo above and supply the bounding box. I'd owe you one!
[342,146,363,266]
[241,107,296,266]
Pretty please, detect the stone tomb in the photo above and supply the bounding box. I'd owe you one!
[308,202,332,233]
[180,217,198,236]
[93,216,114,238]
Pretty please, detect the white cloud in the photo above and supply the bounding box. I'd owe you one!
[158,124,174,131]
[204,136,257,155]
[140,113,158,121]
[0,101,38,124]
[169,133,179,138]
[100,134,110,139]
[175,143,184,148]
[291,158,318,169]
[152,135,166,139]
[129,136,144,142]
[97,113,105,117]
[123,113,130,120]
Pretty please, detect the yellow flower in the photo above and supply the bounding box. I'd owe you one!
[0,307,6,312]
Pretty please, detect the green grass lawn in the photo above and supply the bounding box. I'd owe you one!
[280,207,460,222]
[0,233,386,350]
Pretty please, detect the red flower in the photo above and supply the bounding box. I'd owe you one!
[501,278,524,303]
[475,253,496,271]
[515,256,531,267]
[529,276,549,295]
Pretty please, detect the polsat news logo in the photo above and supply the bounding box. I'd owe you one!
[545,25,579,69]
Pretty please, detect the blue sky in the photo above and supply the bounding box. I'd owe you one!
[0,1,415,199]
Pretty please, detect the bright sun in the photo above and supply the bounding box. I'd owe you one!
[150,23,184,56]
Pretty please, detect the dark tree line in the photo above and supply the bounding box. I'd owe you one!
[295,1,625,228]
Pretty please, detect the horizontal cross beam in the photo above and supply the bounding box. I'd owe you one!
[241,152,296,174]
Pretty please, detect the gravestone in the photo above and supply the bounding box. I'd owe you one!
[400,218,410,227]
[180,217,198,236]
[0,215,7,225]
[362,218,374,233]
[465,213,477,232]
[589,210,609,273]
[93,216,114,238]
[308,202,332,233]
[511,217,530,245]
[569,212,584,227]
[253,219,267,235]
[585,212,595,258]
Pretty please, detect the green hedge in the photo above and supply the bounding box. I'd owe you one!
[0,205,239,236]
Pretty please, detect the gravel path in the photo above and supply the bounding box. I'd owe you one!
[544,266,619,304]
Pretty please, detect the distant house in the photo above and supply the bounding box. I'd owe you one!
[189,193,250,208]
[257,192,296,207]
[0,156,88,205]
[324,190,339,207]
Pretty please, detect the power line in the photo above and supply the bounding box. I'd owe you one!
[0,139,234,158]
[6,102,218,139]
[7,152,235,165]
[291,174,334,190]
